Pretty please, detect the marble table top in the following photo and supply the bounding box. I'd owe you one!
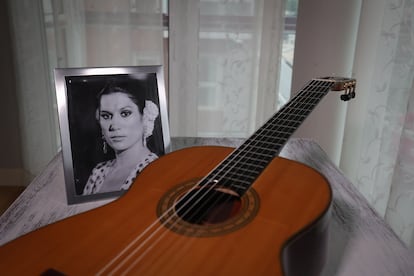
[0,138,413,275]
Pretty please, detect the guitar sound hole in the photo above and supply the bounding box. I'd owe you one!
[175,188,241,225]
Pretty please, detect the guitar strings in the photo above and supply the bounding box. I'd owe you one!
[98,80,332,274]
[97,154,240,274]
[101,80,331,274]
[153,81,326,231]
[95,177,216,274]
[126,80,332,273]
[98,80,331,274]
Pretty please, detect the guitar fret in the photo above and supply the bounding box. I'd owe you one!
[206,160,267,185]
[225,171,257,182]
[226,184,248,191]
[240,150,274,159]
[249,134,290,148]
[295,97,321,103]
[248,133,289,143]
[275,125,296,132]
[279,115,306,122]
[252,139,284,148]
[286,108,313,113]
[243,145,278,155]
[248,142,284,153]
[220,176,252,186]
[293,100,320,107]
[255,131,290,140]
[276,120,302,127]
[232,157,269,168]
[288,114,307,121]
[221,159,267,171]
[288,107,316,116]
[209,169,257,185]
[284,107,315,113]
[235,146,274,159]
[263,124,298,133]
[201,79,334,195]
[221,157,268,168]
[227,167,262,177]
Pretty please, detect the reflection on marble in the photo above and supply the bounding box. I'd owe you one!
[0,138,413,275]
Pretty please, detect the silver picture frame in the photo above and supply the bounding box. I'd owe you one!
[55,65,170,204]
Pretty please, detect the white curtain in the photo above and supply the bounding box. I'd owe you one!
[364,0,414,247]
[10,0,414,249]
[9,0,284,177]
[45,0,165,68]
[169,0,285,137]
[8,0,58,180]
[8,0,165,178]
[342,0,414,248]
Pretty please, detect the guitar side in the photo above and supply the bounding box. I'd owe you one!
[0,146,331,276]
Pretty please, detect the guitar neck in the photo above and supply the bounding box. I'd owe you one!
[199,77,356,195]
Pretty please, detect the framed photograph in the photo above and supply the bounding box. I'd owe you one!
[55,66,170,204]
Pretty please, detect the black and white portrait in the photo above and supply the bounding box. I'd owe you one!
[55,66,170,204]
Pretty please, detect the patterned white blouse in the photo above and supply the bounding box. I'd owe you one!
[83,152,158,195]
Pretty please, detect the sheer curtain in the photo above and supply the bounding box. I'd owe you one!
[341,0,414,248]
[8,0,165,178]
[44,0,165,68]
[169,0,285,137]
[367,0,414,248]
[9,0,285,178]
[7,0,58,180]
[9,0,414,249]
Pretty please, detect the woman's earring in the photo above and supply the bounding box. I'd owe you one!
[102,135,108,154]
[143,134,147,147]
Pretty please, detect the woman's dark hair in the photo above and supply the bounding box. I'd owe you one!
[70,74,164,194]
[96,79,146,114]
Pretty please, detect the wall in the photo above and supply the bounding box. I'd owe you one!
[291,0,362,165]
[0,0,24,186]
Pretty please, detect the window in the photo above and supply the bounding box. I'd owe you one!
[278,0,298,108]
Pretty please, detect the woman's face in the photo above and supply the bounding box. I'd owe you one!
[99,92,143,153]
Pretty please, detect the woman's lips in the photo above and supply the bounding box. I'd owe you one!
[110,135,126,142]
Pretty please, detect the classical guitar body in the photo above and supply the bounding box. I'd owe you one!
[0,146,331,276]
[0,77,356,275]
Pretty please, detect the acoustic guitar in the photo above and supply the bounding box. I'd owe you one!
[0,77,355,275]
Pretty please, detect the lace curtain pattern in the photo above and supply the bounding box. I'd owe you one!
[7,0,165,177]
[8,0,414,248]
[352,0,414,247]
[8,0,284,174]
[169,0,284,137]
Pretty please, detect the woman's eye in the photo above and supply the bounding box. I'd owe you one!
[121,110,132,117]
[101,113,111,120]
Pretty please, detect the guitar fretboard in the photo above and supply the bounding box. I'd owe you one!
[199,79,334,195]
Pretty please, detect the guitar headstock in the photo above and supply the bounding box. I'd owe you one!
[315,77,356,101]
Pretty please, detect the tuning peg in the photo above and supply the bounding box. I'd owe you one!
[340,93,351,101]
[340,85,356,101]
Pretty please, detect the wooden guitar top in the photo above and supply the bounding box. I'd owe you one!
[0,146,331,275]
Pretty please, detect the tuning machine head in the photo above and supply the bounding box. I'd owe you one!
[339,81,356,101]
[340,85,356,101]
[315,77,357,101]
